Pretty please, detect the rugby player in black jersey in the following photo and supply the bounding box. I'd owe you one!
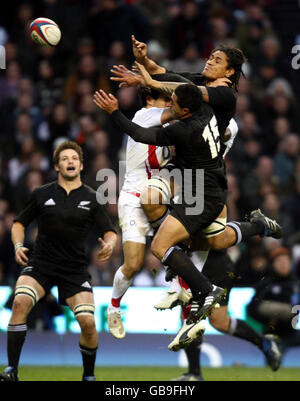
[94,85,231,331]
[0,141,117,382]
[111,37,282,251]
[93,84,282,359]
[108,39,282,367]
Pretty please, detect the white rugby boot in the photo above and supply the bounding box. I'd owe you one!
[168,320,206,352]
[154,288,192,310]
[107,307,126,339]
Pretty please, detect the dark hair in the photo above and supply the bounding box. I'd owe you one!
[137,86,171,107]
[175,84,203,113]
[212,44,247,91]
[53,141,83,165]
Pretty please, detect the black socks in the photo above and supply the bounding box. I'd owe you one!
[79,343,98,378]
[227,221,265,245]
[7,323,27,370]
[228,318,263,349]
[162,246,213,297]
[185,337,202,376]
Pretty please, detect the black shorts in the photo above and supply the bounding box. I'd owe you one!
[202,249,234,306]
[170,194,225,236]
[20,261,93,305]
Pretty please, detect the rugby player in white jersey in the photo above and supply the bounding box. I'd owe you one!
[104,87,174,338]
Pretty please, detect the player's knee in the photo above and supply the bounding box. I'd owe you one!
[12,296,32,318]
[78,316,96,337]
[12,285,39,318]
[150,238,163,260]
[123,258,143,276]
[209,314,230,332]
[206,235,224,250]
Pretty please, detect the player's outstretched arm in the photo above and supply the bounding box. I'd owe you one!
[93,89,176,146]
[11,222,29,266]
[135,62,186,96]
[132,35,166,75]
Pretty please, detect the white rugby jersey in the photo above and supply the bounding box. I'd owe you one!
[120,107,171,204]
[224,118,238,157]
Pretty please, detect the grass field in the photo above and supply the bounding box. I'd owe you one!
[1,366,300,381]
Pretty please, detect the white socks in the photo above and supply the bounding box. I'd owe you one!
[109,267,133,312]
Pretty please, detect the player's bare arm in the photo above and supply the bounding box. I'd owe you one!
[11,222,29,267]
[132,35,166,75]
[97,230,117,262]
[135,63,231,103]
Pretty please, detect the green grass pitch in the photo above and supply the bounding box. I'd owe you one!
[1,366,300,381]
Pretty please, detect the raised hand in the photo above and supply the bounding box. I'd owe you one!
[134,61,155,87]
[93,90,119,114]
[110,64,143,88]
[132,34,147,63]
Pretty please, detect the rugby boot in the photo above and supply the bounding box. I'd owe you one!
[155,288,192,310]
[262,334,282,372]
[82,375,96,381]
[171,372,204,381]
[107,308,125,339]
[0,366,19,381]
[168,320,206,352]
[249,209,282,239]
[187,286,226,324]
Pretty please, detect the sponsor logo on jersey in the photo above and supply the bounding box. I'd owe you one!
[78,201,91,210]
[81,281,92,289]
[44,198,56,206]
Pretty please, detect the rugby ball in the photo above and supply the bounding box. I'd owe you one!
[30,18,61,46]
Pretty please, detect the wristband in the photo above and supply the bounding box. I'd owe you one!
[14,243,24,252]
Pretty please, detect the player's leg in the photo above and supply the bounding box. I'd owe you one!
[154,249,209,310]
[107,241,146,339]
[0,275,45,381]
[110,241,146,308]
[140,172,174,231]
[209,307,282,371]
[171,304,204,381]
[206,207,282,250]
[151,215,225,325]
[66,291,98,381]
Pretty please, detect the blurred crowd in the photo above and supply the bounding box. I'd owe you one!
[0,0,300,298]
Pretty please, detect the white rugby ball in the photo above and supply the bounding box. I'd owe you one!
[30,17,61,46]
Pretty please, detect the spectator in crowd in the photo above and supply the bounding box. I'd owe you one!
[248,247,300,356]
[89,0,151,58]
[274,134,300,190]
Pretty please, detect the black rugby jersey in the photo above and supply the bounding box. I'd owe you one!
[112,104,227,197]
[14,181,115,269]
[152,72,236,155]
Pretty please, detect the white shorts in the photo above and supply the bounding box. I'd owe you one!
[118,203,153,244]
